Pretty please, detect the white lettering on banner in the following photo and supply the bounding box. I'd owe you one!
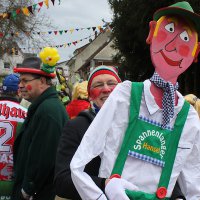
[133,144,141,150]
[133,129,166,159]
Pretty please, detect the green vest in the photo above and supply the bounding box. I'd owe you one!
[111,82,189,200]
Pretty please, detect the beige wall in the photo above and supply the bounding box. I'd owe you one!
[74,31,112,72]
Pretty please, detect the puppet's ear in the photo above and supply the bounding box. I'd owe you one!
[146,21,157,45]
[193,42,200,63]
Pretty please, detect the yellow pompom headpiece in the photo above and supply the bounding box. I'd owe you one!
[39,47,60,74]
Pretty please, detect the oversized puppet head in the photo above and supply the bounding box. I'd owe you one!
[146,1,200,83]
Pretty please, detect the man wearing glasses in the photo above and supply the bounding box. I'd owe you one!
[12,55,68,200]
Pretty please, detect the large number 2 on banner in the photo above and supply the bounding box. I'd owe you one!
[0,121,14,152]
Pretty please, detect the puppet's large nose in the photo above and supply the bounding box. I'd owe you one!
[165,36,178,52]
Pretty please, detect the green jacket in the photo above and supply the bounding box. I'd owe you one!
[12,87,68,200]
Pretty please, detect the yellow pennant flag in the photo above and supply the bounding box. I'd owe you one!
[69,29,74,34]
[22,7,30,16]
[44,0,49,8]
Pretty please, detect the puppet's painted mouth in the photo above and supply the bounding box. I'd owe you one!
[160,51,182,67]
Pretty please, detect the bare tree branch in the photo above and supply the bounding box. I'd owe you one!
[0,0,55,57]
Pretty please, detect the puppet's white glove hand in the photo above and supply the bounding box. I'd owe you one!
[105,178,138,200]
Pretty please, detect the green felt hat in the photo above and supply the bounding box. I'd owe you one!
[153,1,200,33]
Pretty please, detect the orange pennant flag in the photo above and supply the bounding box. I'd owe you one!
[3,13,8,18]
[22,7,30,16]
[11,48,15,54]
[97,26,102,31]
[44,0,49,8]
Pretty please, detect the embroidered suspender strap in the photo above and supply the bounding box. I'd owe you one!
[111,82,143,176]
[158,101,190,189]
[110,81,190,200]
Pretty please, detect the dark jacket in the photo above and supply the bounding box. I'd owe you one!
[12,87,68,200]
[171,182,186,200]
[54,109,105,200]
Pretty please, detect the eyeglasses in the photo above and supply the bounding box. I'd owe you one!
[19,77,40,84]
[91,80,118,89]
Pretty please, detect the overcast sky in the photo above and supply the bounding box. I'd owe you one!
[38,0,113,62]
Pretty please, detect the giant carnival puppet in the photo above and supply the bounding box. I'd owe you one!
[70,2,200,200]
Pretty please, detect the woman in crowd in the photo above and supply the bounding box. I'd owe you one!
[66,80,90,119]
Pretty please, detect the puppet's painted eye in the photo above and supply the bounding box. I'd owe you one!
[180,31,189,42]
[165,23,175,33]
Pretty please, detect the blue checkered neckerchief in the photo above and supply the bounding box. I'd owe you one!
[149,72,179,129]
[91,103,100,114]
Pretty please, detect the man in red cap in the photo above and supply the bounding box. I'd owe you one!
[70,2,200,200]
[12,50,68,200]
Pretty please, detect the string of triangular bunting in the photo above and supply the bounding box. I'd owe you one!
[0,25,108,38]
[0,0,61,20]
[33,25,106,35]
[1,33,97,54]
